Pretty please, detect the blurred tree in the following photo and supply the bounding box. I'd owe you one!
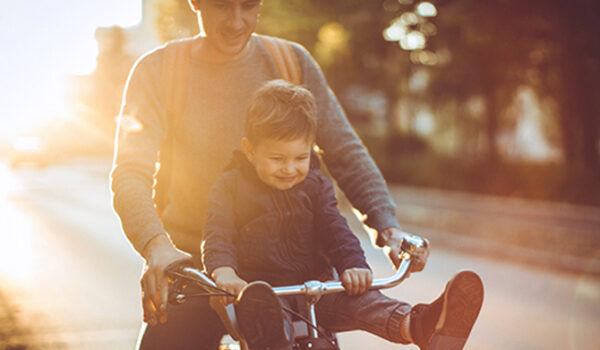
[392,0,534,162]
[529,0,600,189]
[155,0,198,42]
[394,0,599,174]
[85,26,134,135]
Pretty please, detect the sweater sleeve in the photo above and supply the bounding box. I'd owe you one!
[201,174,240,275]
[315,173,371,274]
[110,49,170,256]
[291,44,400,243]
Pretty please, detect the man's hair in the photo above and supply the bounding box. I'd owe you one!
[245,80,317,145]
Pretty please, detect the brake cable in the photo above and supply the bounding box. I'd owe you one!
[168,271,337,348]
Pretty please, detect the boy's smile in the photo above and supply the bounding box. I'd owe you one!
[242,137,312,191]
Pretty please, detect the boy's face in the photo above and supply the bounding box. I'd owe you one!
[192,0,262,58]
[242,137,312,191]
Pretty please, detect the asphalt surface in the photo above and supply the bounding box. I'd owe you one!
[0,159,598,349]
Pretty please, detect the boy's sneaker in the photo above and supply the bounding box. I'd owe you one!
[410,270,484,350]
[234,281,293,350]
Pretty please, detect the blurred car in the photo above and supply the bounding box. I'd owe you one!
[10,136,50,168]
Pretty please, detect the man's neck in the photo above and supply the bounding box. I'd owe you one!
[191,35,252,63]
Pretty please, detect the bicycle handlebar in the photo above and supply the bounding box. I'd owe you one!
[171,234,425,301]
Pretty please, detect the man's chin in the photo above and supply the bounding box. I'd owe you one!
[217,35,250,56]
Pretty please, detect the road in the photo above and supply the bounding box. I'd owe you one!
[0,160,598,350]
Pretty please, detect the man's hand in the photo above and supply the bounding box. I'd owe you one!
[212,266,248,305]
[380,227,430,274]
[341,268,373,296]
[141,234,191,326]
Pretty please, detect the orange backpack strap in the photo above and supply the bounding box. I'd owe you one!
[155,38,193,215]
[161,39,193,123]
[259,35,303,85]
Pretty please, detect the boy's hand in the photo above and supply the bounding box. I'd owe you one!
[212,266,248,305]
[381,228,430,273]
[341,268,373,295]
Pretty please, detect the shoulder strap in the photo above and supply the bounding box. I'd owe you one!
[259,35,302,85]
[155,39,193,215]
[161,39,193,125]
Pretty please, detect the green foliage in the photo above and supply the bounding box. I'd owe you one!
[403,0,600,174]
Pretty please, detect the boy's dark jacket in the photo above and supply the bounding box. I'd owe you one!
[202,151,370,286]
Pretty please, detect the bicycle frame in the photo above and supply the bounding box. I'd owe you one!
[168,234,425,350]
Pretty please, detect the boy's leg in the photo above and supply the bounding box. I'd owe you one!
[407,270,484,350]
[235,281,293,350]
[316,289,411,343]
[137,284,227,350]
[316,270,484,350]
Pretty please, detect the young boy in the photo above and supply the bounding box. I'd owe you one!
[202,80,484,350]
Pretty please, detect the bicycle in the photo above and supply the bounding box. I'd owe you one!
[166,234,426,350]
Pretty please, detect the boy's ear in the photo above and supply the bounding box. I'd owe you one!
[241,137,255,162]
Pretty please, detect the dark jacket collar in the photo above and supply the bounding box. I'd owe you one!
[224,149,322,174]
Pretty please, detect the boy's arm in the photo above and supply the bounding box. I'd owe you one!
[314,173,374,295]
[201,174,241,278]
[202,174,247,304]
[314,173,371,275]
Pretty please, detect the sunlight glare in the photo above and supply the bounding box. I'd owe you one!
[0,167,34,282]
[119,114,145,134]
[0,1,142,139]
[400,31,427,51]
[383,21,407,42]
[416,2,438,18]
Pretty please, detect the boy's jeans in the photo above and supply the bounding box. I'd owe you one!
[316,290,411,344]
[138,287,410,349]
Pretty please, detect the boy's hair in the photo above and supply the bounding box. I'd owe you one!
[245,80,317,145]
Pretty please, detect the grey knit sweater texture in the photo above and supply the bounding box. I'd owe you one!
[111,34,399,255]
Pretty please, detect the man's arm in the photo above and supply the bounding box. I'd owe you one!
[292,44,398,238]
[111,49,191,326]
[292,43,430,271]
[291,45,399,235]
[111,50,170,255]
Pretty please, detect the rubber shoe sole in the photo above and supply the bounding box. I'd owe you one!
[235,281,292,350]
[429,270,484,350]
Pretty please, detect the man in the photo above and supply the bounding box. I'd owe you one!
[111,0,429,348]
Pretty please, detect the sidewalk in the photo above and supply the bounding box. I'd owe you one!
[386,185,600,276]
[0,288,31,350]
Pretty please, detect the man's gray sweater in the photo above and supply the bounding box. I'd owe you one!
[111,34,399,255]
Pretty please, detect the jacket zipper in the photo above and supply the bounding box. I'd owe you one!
[283,191,300,264]
[270,189,302,274]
